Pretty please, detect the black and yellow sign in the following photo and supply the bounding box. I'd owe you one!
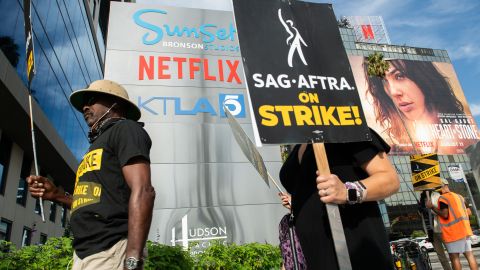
[232,0,370,145]
[410,153,442,191]
[23,0,35,86]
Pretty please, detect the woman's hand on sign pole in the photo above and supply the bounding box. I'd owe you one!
[316,172,348,204]
[278,192,292,209]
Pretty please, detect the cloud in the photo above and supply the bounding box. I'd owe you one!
[470,103,480,117]
[449,43,480,61]
[428,0,479,15]
[388,17,451,28]
[329,0,409,18]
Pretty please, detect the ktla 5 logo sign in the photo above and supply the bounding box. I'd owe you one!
[138,93,246,118]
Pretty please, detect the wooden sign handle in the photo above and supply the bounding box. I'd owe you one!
[312,142,352,270]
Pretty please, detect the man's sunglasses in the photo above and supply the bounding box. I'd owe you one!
[83,95,98,107]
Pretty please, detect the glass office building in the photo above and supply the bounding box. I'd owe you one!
[0,0,104,247]
[0,0,104,159]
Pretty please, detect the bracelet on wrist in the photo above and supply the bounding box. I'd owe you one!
[353,181,367,203]
[345,182,360,204]
[345,181,367,204]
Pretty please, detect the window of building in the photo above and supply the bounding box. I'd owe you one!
[0,218,12,241]
[34,198,41,216]
[16,154,32,206]
[49,202,57,223]
[61,206,67,228]
[0,135,12,195]
[39,233,47,245]
[21,227,32,247]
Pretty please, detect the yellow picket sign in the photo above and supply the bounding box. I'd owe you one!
[410,154,442,191]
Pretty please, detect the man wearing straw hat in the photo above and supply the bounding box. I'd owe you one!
[27,80,155,270]
[427,178,478,270]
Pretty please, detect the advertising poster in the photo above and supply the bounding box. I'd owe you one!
[349,55,479,155]
[410,153,441,191]
[233,1,370,146]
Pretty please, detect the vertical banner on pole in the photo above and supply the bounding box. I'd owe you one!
[23,0,44,222]
[23,0,35,87]
[448,164,467,183]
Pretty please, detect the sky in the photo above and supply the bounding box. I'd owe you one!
[136,0,480,126]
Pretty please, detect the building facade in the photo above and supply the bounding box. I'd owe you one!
[1,0,478,249]
[0,0,104,247]
[105,1,480,249]
[105,2,286,251]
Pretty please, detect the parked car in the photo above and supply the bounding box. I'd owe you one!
[470,230,480,247]
[412,237,434,252]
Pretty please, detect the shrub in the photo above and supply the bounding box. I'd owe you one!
[410,230,426,239]
[145,241,194,270]
[0,241,16,269]
[0,238,282,270]
[194,241,282,270]
[0,237,73,270]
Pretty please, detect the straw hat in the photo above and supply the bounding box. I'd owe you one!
[69,80,140,121]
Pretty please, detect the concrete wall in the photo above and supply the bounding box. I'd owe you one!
[0,138,66,247]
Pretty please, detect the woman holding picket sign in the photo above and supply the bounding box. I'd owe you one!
[279,128,399,269]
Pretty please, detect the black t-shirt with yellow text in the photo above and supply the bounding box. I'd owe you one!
[70,119,151,259]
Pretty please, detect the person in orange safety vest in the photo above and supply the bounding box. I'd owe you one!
[427,178,478,270]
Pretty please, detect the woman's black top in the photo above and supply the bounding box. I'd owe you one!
[280,130,393,270]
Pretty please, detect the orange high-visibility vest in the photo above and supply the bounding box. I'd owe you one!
[438,192,473,243]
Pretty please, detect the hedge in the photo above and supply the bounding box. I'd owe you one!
[0,238,282,270]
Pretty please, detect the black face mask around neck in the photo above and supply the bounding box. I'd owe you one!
[88,117,125,143]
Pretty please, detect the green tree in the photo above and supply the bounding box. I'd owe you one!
[366,52,389,78]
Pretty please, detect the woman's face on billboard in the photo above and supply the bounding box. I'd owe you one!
[383,64,428,121]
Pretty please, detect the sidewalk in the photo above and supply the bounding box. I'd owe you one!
[428,247,480,270]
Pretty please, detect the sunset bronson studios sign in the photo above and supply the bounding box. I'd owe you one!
[105,2,287,253]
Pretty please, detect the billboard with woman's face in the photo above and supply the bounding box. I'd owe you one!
[349,55,479,155]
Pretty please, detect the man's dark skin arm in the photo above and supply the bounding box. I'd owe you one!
[426,199,448,219]
[27,175,73,208]
[122,157,155,263]
[430,205,448,219]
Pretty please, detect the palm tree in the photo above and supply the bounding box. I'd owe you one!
[366,52,389,78]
